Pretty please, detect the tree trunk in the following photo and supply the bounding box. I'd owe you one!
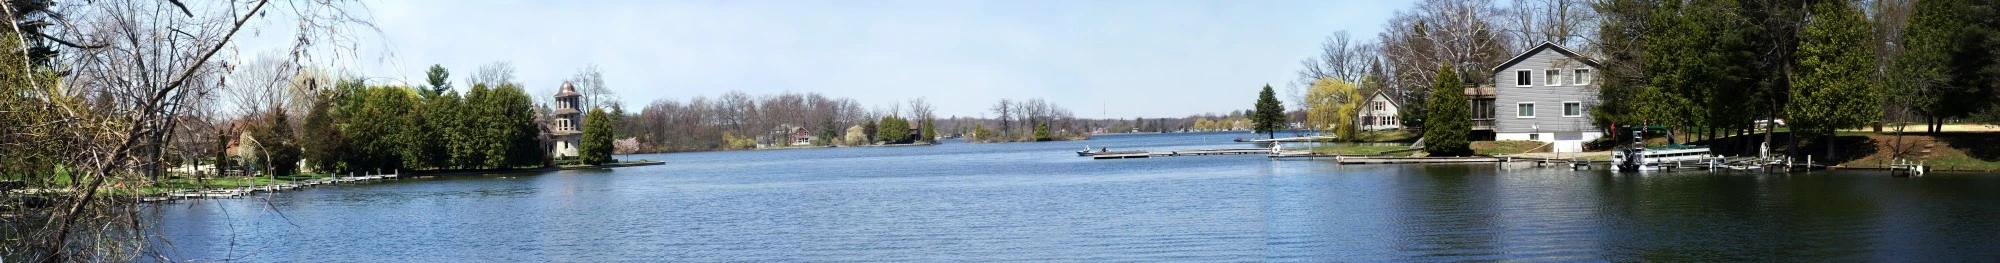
[1825,130,1836,163]
[1764,108,1779,161]
[1738,128,1750,155]
[1787,132,1799,162]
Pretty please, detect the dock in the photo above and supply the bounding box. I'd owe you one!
[1234,136,1337,143]
[148,171,401,202]
[1090,148,1271,159]
[1335,156,1502,164]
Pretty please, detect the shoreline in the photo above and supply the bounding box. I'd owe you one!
[131,161,668,203]
[400,161,667,178]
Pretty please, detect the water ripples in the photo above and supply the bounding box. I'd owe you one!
[145,133,2000,262]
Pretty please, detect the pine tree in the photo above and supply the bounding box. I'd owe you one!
[213,126,229,177]
[1033,122,1053,141]
[1423,64,1472,156]
[1896,0,1992,133]
[1251,84,1287,139]
[256,108,301,176]
[426,64,452,96]
[580,107,615,165]
[876,115,910,144]
[1789,0,1879,161]
[463,84,495,168]
[425,91,464,169]
[493,84,545,168]
[920,118,937,143]
[300,99,346,173]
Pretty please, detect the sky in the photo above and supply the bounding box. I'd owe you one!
[237,0,1415,119]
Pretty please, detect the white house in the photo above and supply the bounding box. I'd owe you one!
[1359,89,1401,131]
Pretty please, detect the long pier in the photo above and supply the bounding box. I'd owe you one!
[1090,148,1271,159]
[152,172,400,202]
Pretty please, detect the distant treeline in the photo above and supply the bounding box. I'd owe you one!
[624,91,870,152]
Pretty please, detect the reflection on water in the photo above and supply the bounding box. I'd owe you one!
[145,132,2000,262]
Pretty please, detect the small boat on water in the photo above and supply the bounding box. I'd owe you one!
[1076,146,1145,157]
[1612,145,1713,171]
[1610,125,1714,172]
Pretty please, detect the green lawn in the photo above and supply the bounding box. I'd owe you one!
[1351,130,1420,142]
[1472,140,1550,155]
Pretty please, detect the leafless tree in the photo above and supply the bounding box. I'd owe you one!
[566,63,614,110]
[468,61,516,87]
[1376,0,1512,116]
[908,97,934,122]
[1297,31,1377,85]
[1502,0,1598,53]
[991,99,1014,139]
[627,91,874,150]
[0,0,377,261]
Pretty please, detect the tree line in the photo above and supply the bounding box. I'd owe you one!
[267,74,549,175]
[1283,0,2000,159]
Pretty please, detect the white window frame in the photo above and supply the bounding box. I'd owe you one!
[1562,101,1583,117]
[1545,69,1561,86]
[1515,69,1532,87]
[1517,102,1536,118]
[1574,68,1592,85]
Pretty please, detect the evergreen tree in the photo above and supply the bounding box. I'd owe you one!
[256,108,301,176]
[1789,0,1879,161]
[426,64,452,96]
[1033,122,1053,141]
[876,115,910,144]
[863,119,879,142]
[920,118,937,143]
[344,86,419,172]
[417,91,457,168]
[300,99,347,173]
[492,84,545,168]
[1896,0,1993,132]
[459,84,493,168]
[580,107,615,165]
[1251,84,1287,139]
[213,126,229,177]
[819,116,840,145]
[1423,64,1473,156]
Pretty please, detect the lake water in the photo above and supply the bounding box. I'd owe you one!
[148,132,2000,262]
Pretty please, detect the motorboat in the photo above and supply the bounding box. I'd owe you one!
[1610,125,1714,172]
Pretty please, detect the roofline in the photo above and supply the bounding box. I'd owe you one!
[1370,89,1401,109]
[1491,41,1602,74]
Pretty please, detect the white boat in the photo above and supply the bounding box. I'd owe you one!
[1612,145,1713,171]
[1609,125,1714,172]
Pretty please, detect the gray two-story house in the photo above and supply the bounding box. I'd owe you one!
[1482,41,1601,152]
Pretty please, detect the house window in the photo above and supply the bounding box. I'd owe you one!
[1574,68,1592,85]
[1530,134,1541,140]
[1516,70,1532,87]
[1517,102,1536,118]
[1545,69,1561,86]
[1563,102,1582,117]
[1372,102,1384,112]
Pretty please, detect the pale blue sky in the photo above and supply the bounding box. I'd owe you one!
[241,0,1413,118]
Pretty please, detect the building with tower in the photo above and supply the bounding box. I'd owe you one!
[550,82,584,158]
